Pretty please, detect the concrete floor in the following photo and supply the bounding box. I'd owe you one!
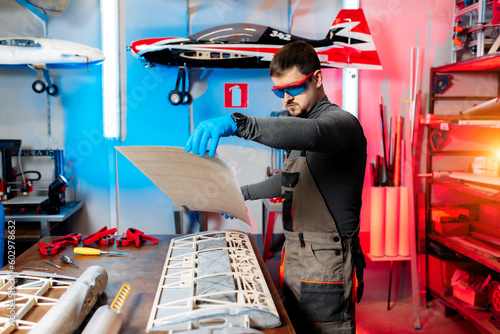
[356,301,480,334]
[258,235,484,334]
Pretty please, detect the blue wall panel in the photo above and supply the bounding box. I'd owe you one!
[125,0,190,147]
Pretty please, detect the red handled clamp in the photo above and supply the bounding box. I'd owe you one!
[116,233,134,247]
[38,242,63,256]
[99,235,115,245]
[51,232,82,245]
[126,228,158,246]
[83,226,117,246]
[37,232,83,256]
[116,228,158,247]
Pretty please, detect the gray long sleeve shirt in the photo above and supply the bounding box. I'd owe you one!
[238,96,367,234]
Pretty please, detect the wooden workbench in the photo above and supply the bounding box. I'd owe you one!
[5,234,294,334]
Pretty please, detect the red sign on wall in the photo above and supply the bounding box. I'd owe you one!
[224,83,248,108]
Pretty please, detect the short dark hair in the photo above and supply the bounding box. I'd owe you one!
[269,41,321,78]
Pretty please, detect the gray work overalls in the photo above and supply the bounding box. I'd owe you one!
[279,151,363,334]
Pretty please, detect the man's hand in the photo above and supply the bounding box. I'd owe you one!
[185,114,237,157]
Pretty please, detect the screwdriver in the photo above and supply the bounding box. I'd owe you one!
[74,247,129,256]
[45,260,64,270]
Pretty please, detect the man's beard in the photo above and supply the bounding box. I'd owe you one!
[286,102,306,117]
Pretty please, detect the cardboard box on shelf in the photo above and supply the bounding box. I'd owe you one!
[431,206,469,224]
[427,254,480,297]
[431,206,470,236]
[453,284,489,307]
[451,268,490,308]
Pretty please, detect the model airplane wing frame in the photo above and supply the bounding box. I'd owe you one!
[0,271,76,332]
[146,231,280,332]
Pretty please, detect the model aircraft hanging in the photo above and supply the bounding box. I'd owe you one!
[129,8,382,105]
[0,37,104,95]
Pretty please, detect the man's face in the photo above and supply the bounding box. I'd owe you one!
[271,67,321,117]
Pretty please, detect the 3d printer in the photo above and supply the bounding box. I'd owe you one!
[0,139,67,215]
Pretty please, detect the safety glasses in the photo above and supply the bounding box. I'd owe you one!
[271,72,314,98]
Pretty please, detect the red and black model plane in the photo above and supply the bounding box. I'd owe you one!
[129,8,381,104]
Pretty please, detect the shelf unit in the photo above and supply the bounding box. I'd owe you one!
[424,52,500,334]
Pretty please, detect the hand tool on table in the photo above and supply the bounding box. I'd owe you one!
[115,234,134,247]
[51,232,82,245]
[116,228,158,247]
[37,232,82,256]
[45,260,64,270]
[115,234,133,246]
[21,266,49,271]
[74,247,129,257]
[61,255,79,268]
[38,242,64,256]
[82,226,117,246]
[99,235,115,245]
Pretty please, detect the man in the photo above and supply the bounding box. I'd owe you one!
[185,41,366,333]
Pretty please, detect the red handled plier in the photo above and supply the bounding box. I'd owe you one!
[51,232,82,245]
[38,232,82,256]
[116,228,158,247]
[82,226,117,246]
[38,242,63,256]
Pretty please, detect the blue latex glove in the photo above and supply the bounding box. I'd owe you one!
[185,114,237,157]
